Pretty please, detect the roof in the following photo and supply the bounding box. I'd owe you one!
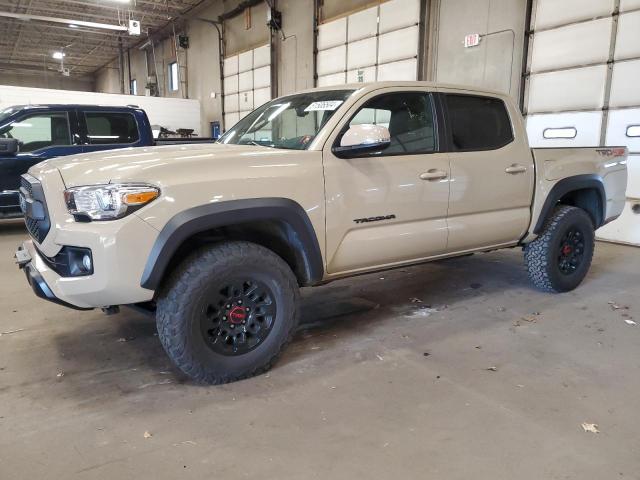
[298,81,508,98]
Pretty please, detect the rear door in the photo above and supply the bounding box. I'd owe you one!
[439,89,534,251]
[79,109,142,153]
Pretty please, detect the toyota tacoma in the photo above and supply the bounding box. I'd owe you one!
[14,82,628,384]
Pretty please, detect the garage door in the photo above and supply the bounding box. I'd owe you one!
[223,44,271,130]
[524,0,640,245]
[316,0,421,87]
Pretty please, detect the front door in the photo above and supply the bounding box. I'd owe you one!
[323,88,450,275]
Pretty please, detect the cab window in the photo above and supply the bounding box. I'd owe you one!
[0,112,71,152]
[342,92,436,155]
[84,112,140,145]
[445,94,513,151]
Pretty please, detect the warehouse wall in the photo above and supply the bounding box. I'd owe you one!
[276,0,315,95]
[1,71,94,91]
[431,0,528,101]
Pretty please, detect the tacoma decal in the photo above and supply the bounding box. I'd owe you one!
[353,214,396,224]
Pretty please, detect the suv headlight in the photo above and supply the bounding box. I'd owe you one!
[64,183,159,221]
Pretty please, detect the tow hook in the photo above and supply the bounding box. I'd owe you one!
[101,306,120,315]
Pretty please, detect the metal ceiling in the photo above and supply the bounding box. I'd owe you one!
[0,0,207,78]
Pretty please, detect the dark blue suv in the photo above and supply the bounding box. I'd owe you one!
[0,104,155,218]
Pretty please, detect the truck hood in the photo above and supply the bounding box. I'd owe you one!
[31,143,291,187]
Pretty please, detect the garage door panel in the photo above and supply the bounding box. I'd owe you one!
[534,0,613,30]
[224,93,239,113]
[377,58,417,81]
[238,50,253,73]
[347,6,378,43]
[614,11,640,61]
[318,17,346,50]
[347,37,377,70]
[253,44,271,68]
[317,45,346,76]
[379,0,420,33]
[224,112,240,129]
[253,87,271,108]
[223,75,239,94]
[318,72,347,87]
[606,108,640,154]
[530,18,612,72]
[239,90,254,111]
[238,71,253,92]
[609,60,640,107]
[526,112,603,147]
[253,65,271,89]
[224,55,239,76]
[528,65,607,113]
[378,26,419,64]
[620,0,640,11]
[626,155,640,198]
[347,66,376,84]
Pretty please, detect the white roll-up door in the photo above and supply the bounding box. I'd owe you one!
[317,0,420,87]
[222,44,271,130]
[524,0,640,245]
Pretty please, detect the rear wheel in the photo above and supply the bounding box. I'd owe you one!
[156,241,300,384]
[524,205,595,293]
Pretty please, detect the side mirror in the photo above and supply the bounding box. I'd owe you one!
[0,138,19,155]
[333,124,390,158]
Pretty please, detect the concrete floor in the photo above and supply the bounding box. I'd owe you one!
[0,219,639,480]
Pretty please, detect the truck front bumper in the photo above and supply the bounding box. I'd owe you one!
[16,247,92,310]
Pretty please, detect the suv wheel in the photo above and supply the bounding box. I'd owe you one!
[524,205,595,293]
[156,241,300,384]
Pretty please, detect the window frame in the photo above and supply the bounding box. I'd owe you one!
[168,61,179,92]
[81,110,141,146]
[439,93,515,153]
[331,90,443,158]
[5,111,73,153]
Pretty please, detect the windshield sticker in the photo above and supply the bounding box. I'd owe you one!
[304,100,344,112]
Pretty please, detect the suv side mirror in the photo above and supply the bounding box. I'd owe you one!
[333,124,391,158]
[0,138,19,155]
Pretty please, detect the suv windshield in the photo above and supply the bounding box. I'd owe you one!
[220,90,354,150]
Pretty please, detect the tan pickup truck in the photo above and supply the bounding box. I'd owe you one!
[15,82,628,384]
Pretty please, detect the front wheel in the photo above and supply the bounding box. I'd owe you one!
[156,241,300,384]
[524,205,595,293]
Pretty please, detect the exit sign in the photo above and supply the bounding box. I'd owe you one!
[464,33,480,48]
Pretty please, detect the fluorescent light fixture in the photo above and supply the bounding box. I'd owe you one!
[69,24,79,28]
[52,51,65,59]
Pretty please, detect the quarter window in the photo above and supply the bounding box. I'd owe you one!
[0,112,71,152]
[84,112,139,145]
[344,92,437,155]
[445,94,513,151]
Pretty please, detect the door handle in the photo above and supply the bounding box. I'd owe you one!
[505,164,527,174]
[419,169,448,181]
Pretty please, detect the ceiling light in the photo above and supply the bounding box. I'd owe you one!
[69,24,79,28]
[52,51,65,59]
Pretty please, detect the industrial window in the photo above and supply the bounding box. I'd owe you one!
[344,92,436,155]
[168,62,179,92]
[0,112,71,152]
[130,79,137,95]
[445,94,513,151]
[543,127,577,139]
[84,112,139,145]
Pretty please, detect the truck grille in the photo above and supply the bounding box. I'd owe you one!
[20,175,51,243]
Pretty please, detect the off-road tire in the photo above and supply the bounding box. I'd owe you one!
[156,241,300,384]
[524,205,595,293]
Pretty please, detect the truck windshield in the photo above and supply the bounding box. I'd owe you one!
[219,90,355,150]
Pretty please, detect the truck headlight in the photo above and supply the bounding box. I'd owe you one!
[64,183,159,221]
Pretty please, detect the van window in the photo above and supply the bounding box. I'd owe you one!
[84,112,139,145]
[445,94,513,151]
[0,112,71,152]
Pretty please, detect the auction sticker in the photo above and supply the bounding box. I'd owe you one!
[305,100,344,112]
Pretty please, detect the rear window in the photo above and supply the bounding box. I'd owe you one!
[445,94,513,151]
[84,112,139,145]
